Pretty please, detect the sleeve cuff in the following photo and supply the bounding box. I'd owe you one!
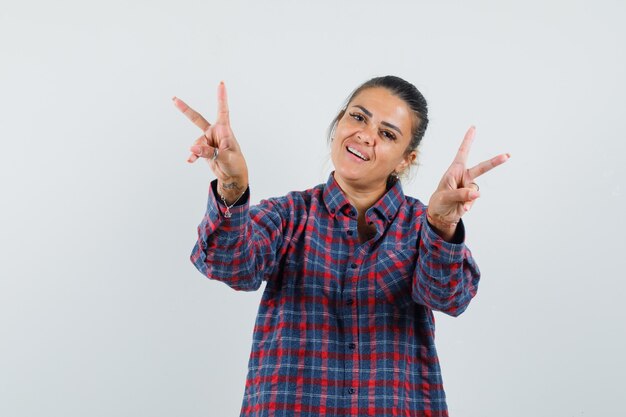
[211,179,250,207]
[205,179,250,228]
[421,211,466,262]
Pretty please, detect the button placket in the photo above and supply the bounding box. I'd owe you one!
[340,213,361,402]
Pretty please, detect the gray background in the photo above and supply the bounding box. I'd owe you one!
[1,0,624,416]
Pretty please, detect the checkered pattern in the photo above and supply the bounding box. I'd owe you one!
[191,174,480,417]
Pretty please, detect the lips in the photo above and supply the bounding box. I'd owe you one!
[346,145,370,161]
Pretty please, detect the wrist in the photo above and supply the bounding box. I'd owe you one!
[426,209,458,241]
[218,177,248,204]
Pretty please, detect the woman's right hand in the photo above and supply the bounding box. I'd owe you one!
[173,82,249,202]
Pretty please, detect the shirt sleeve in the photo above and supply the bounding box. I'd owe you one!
[412,212,481,317]
[189,180,287,291]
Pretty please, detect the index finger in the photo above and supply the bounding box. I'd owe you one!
[216,81,230,125]
[453,126,476,165]
[172,96,211,132]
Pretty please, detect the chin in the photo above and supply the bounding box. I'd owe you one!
[334,169,386,190]
[333,166,361,182]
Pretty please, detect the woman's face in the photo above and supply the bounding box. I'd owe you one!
[331,87,416,192]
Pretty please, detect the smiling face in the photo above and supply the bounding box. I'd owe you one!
[330,87,417,193]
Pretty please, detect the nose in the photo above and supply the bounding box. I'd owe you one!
[357,126,376,146]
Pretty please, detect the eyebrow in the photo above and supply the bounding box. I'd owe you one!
[352,105,404,136]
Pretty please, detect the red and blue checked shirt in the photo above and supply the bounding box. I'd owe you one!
[191,173,480,417]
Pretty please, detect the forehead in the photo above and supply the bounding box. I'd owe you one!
[348,87,413,130]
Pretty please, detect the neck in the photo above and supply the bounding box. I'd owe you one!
[333,174,388,216]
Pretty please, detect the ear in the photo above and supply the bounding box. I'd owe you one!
[394,150,417,175]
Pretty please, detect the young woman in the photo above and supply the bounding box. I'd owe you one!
[174,76,509,416]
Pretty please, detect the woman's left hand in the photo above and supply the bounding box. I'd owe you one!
[427,126,510,241]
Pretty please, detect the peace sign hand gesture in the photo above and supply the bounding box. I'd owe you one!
[427,126,510,241]
[173,82,249,203]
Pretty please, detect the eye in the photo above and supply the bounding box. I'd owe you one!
[382,130,397,141]
[349,112,365,122]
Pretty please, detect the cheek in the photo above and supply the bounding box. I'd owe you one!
[382,145,408,166]
[336,118,358,135]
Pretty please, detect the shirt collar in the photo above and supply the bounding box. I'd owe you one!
[322,172,405,223]
[367,176,405,224]
[322,173,352,217]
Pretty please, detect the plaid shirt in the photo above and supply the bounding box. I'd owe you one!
[191,173,480,417]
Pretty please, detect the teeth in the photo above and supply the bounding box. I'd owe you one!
[347,146,368,161]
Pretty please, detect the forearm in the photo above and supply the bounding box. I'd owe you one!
[190,180,286,291]
[413,214,481,316]
[191,182,259,291]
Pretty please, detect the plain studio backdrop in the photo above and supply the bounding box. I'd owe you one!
[1,0,624,416]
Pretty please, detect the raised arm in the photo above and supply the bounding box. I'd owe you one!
[173,81,249,205]
[412,126,509,316]
[174,83,289,291]
[426,126,509,241]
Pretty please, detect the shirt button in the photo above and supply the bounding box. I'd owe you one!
[347,230,353,236]
[330,208,336,214]
[348,343,356,350]
[350,263,357,269]
[348,388,356,394]
[349,210,356,217]
[346,298,354,305]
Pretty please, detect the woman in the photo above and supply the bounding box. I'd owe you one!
[173,76,509,416]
